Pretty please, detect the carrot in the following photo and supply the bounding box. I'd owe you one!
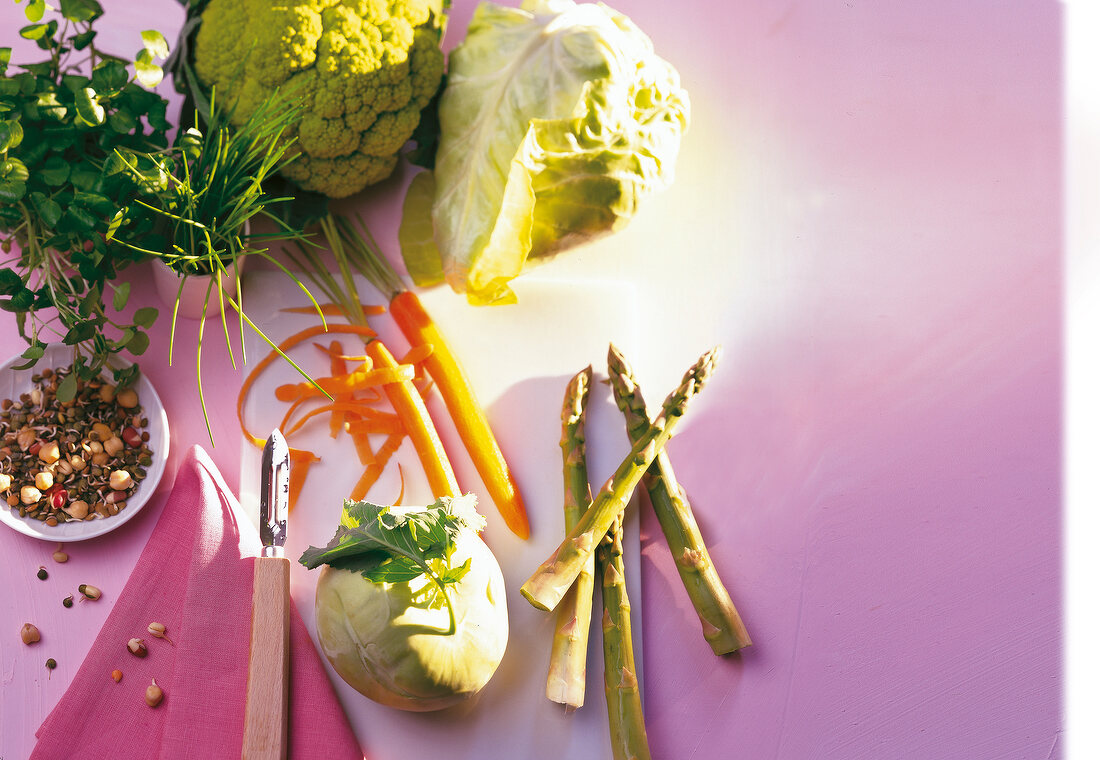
[350,432,405,501]
[389,290,530,539]
[326,341,348,438]
[366,339,460,500]
[237,324,378,447]
[288,448,321,512]
[273,363,414,402]
[351,430,375,466]
[285,403,402,438]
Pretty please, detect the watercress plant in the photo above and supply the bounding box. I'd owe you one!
[0,0,171,394]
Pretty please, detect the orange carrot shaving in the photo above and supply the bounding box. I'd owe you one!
[400,343,434,366]
[288,448,321,512]
[349,432,405,501]
[326,341,348,439]
[287,404,403,438]
[312,342,370,365]
[392,464,406,506]
[273,363,415,402]
[367,339,459,500]
[389,291,529,538]
[351,430,375,466]
[237,324,378,447]
[281,303,387,317]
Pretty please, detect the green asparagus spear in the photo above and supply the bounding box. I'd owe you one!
[547,367,597,709]
[598,513,652,760]
[608,344,752,655]
[521,347,721,612]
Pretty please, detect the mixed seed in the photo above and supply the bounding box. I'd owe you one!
[0,366,154,525]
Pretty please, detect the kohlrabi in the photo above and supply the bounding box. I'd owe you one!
[300,495,509,712]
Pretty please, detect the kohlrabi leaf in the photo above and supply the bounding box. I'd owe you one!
[301,495,484,578]
[420,0,689,305]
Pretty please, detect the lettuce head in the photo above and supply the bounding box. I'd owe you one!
[400,0,690,305]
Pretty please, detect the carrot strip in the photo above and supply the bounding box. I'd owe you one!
[312,342,370,365]
[349,432,405,501]
[389,291,529,538]
[285,403,402,438]
[327,341,348,439]
[274,364,416,402]
[392,464,406,506]
[366,339,460,500]
[237,324,378,447]
[400,343,434,366]
[351,430,375,466]
[288,448,321,512]
[281,303,388,317]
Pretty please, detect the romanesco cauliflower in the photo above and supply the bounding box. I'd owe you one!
[193,0,446,198]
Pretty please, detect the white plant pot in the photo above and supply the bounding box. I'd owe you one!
[151,258,241,320]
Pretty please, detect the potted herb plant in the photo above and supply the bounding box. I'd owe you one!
[0,0,172,397]
[109,87,326,438]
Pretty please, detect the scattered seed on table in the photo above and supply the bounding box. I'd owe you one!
[21,623,41,645]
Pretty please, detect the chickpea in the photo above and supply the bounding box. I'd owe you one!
[103,436,124,457]
[20,486,42,505]
[109,470,133,491]
[34,471,54,491]
[37,441,60,465]
[116,388,138,408]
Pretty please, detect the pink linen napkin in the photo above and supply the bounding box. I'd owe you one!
[32,446,363,760]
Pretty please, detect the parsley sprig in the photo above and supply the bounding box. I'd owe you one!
[300,495,486,635]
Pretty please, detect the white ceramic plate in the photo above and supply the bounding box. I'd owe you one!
[0,343,170,542]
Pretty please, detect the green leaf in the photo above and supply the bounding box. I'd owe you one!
[73,87,105,126]
[1,156,29,181]
[19,23,48,41]
[72,191,114,216]
[10,341,44,370]
[71,29,96,50]
[69,167,100,192]
[56,371,78,402]
[91,59,128,91]
[140,30,169,60]
[132,305,157,327]
[62,319,99,345]
[36,92,67,121]
[126,329,149,355]
[0,119,23,151]
[132,58,163,89]
[29,191,62,228]
[0,178,27,202]
[25,0,46,23]
[107,108,136,134]
[39,155,71,186]
[300,496,484,573]
[77,285,99,318]
[0,48,11,73]
[59,0,103,23]
[112,281,130,311]
[0,268,24,296]
[57,204,98,233]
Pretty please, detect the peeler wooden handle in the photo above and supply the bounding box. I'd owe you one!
[242,556,290,760]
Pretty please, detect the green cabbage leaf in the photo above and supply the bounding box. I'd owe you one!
[400,0,689,305]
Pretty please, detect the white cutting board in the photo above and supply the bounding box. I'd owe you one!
[239,270,642,760]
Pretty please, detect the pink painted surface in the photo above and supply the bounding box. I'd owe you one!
[0,1,1061,759]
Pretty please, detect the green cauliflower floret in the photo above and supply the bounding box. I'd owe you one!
[194,0,446,198]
